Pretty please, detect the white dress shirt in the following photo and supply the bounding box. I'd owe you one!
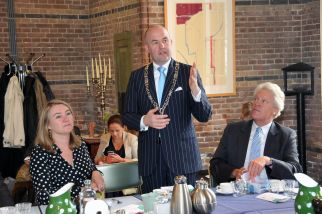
[243,121,272,183]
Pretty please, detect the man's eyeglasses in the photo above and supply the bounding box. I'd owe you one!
[253,97,271,105]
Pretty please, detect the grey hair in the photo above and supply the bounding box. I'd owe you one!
[254,82,285,118]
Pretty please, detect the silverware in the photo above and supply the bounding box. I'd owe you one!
[112,198,122,204]
[114,209,125,214]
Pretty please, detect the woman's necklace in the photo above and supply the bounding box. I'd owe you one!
[144,61,179,115]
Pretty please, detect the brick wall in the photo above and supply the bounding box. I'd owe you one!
[0,1,9,55]
[0,0,321,181]
[88,0,142,130]
[0,0,92,130]
[301,1,322,181]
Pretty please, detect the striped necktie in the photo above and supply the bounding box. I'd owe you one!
[157,66,166,105]
[249,127,262,161]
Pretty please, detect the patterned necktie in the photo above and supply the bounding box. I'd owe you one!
[249,127,262,161]
[157,66,166,104]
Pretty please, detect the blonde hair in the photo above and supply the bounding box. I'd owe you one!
[34,99,81,153]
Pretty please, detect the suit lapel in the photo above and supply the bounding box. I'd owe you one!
[264,122,278,156]
[238,120,253,163]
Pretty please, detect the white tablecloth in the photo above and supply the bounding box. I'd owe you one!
[30,196,142,214]
[24,192,296,214]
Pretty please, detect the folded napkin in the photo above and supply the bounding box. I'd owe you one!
[114,204,143,214]
[256,192,290,203]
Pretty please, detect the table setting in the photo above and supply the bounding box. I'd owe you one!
[2,173,322,214]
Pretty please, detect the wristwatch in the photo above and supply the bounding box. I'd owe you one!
[267,157,273,167]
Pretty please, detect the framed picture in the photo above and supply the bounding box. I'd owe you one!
[165,0,236,97]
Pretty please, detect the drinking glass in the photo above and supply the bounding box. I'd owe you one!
[282,179,298,198]
[269,179,282,193]
[153,189,170,214]
[141,192,156,213]
[0,206,16,214]
[15,202,32,214]
[231,179,247,197]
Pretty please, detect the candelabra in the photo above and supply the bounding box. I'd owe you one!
[86,54,112,118]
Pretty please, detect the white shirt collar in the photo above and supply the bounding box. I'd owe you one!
[252,121,272,137]
[153,59,171,75]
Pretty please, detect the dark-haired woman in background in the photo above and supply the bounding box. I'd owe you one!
[95,114,138,165]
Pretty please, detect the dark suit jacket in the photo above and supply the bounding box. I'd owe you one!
[123,59,212,176]
[210,120,302,185]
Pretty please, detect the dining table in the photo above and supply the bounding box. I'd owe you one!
[26,191,295,214]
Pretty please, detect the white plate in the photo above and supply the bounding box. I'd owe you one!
[216,189,234,195]
[84,200,110,214]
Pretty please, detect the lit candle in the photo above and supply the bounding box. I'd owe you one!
[103,58,107,86]
[108,58,111,79]
[91,58,94,79]
[99,53,103,74]
[95,58,99,79]
[86,66,89,86]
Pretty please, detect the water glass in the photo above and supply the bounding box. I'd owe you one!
[141,192,156,213]
[231,179,247,197]
[0,206,16,214]
[15,202,32,214]
[269,179,283,193]
[153,189,170,203]
[282,179,298,198]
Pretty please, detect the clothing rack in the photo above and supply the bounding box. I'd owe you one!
[0,54,54,179]
[0,53,45,89]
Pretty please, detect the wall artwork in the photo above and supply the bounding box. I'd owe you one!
[165,0,236,96]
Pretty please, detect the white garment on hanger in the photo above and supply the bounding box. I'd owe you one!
[3,76,25,148]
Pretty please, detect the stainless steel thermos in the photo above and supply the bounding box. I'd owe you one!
[191,178,217,214]
[170,175,192,214]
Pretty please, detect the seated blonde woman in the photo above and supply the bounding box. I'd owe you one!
[95,114,138,165]
[30,100,104,204]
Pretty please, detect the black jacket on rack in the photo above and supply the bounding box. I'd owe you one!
[0,66,24,178]
[23,71,55,157]
[0,66,54,178]
[23,75,38,157]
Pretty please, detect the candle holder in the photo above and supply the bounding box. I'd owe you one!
[86,54,113,118]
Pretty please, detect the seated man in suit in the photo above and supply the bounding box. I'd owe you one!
[210,82,302,186]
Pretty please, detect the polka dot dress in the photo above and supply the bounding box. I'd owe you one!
[30,142,97,205]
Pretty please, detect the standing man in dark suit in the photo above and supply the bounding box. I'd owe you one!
[123,25,212,193]
[210,82,302,185]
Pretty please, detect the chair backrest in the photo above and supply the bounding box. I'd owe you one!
[96,161,141,193]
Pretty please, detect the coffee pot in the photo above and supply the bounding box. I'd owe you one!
[46,182,77,214]
[191,178,216,214]
[170,175,192,214]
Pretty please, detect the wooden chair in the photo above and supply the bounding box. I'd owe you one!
[12,180,35,204]
[96,161,142,194]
